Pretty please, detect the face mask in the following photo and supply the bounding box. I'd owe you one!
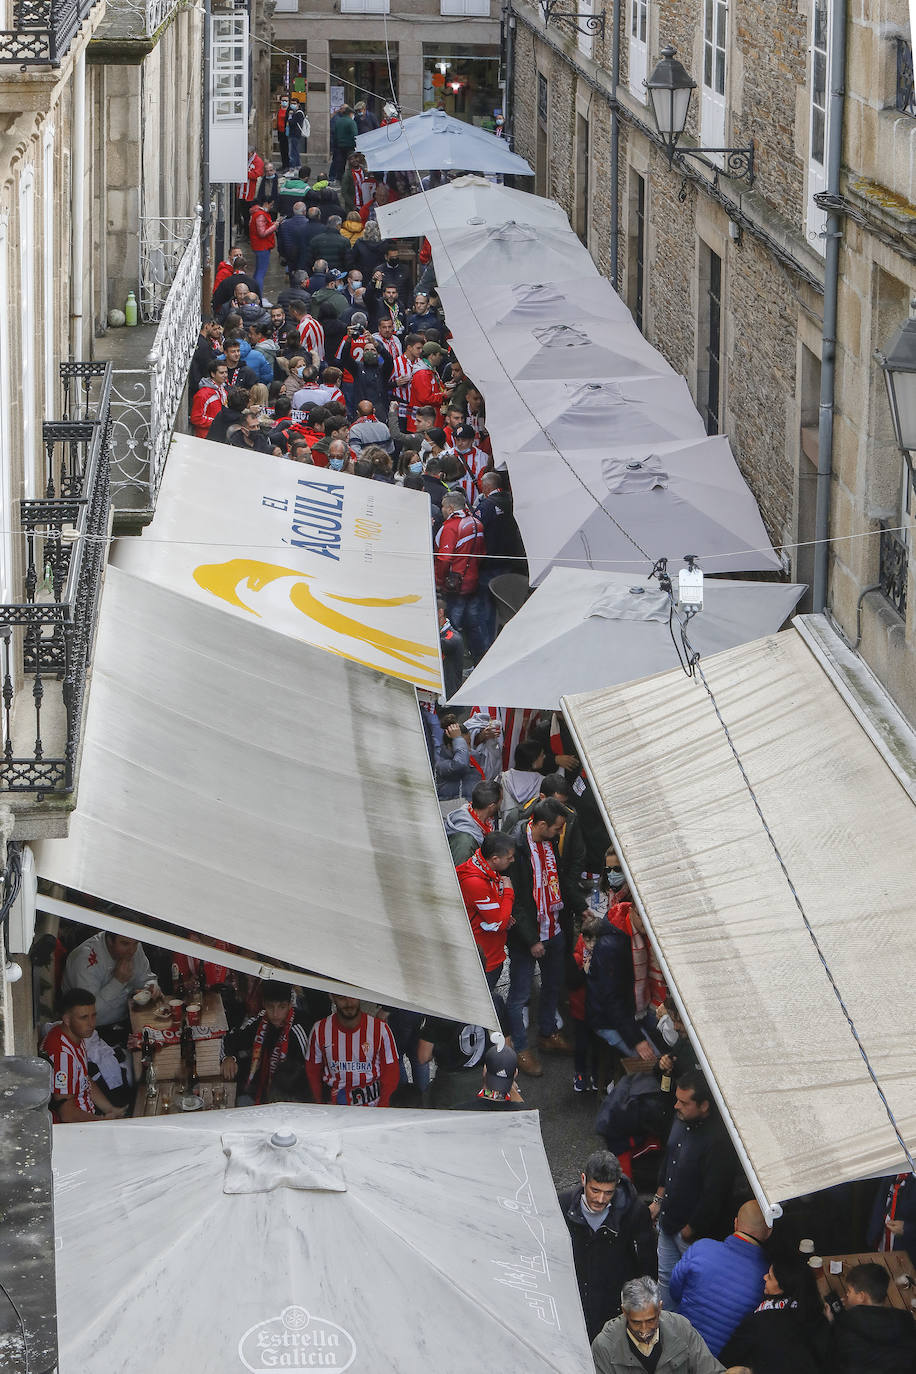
[329,456,345,471]
[408,461,423,476]
[281,99,289,107]
[294,369,303,378]
[364,356,378,367]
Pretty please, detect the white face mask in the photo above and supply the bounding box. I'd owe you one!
[281,99,289,107]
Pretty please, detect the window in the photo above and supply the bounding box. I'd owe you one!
[210,15,247,123]
[701,0,727,154]
[0,214,11,605]
[806,0,830,251]
[698,245,723,435]
[440,0,489,12]
[42,125,55,417]
[19,167,36,501]
[628,0,648,99]
[627,171,646,332]
[272,0,298,10]
[537,72,548,124]
[575,114,590,244]
[536,74,548,198]
[341,0,390,11]
[577,0,594,58]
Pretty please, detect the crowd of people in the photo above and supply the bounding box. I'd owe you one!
[38,93,916,1373]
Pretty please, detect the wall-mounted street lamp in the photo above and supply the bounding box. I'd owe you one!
[645,45,755,186]
[875,305,916,493]
[538,0,606,41]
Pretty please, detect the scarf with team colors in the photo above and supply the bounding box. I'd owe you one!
[247,1005,295,1103]
[527,820,562,941]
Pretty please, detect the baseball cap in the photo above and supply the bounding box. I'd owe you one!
[455,423,475,442]
[483,1043,518,1094]
[328,268,346,280]
[422,341,443,358]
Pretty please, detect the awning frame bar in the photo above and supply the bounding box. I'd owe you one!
[560,699,784,1226]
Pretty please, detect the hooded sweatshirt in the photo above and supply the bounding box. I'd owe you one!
[464,711,503,781]
[498,768,543,818]
[445,802,493,866]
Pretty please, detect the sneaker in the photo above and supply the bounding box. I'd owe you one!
[588,1076,598,1093]
[573,1073,585,1093]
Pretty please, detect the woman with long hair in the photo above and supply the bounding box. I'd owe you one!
[720,1258,829,1373]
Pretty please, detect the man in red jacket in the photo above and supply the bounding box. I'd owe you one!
[405,341,445,430]
[238,147,263,234]
[248,199,281,296]
[190,360,228,438]
[456,832,516,997]
[434,492,487,663]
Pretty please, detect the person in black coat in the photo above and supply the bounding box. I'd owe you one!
[211,266,261,314]
[721,1258,829,1374]
[827,1261,916,1374]
[277,205,323,276]
[559,1150,656,1342]
[207,388,251,445]
[351,225,386,280]
[336,335,394,415]
[374,244,411,303]
[583,875,656,1061]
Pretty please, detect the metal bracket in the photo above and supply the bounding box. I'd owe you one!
[538,0,606,38]
[674,143,755,188]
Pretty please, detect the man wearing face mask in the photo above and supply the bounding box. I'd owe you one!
[337,326,394,417]
[326,438,350,473]
[276,93,291,172]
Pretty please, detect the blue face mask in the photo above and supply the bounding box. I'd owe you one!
[329,456,345,471]
[408,461,423,475]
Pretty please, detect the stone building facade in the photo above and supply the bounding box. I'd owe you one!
[507,0,916,726]
[268,0,502,168]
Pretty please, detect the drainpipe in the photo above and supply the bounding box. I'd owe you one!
[502,4,515,140]
[69,50,86,360]
[812,0,847,611]
[201,0,213,308]
[609,0,621,289]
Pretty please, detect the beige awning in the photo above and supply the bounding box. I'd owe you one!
[34,567,495,1027]
[562,620,916,1218]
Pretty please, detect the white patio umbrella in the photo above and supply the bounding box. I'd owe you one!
[374,174,567,237]
[54,1105,592,1374]
[507,435,784,582]
[437,277,634,334]
[452,567,805,708]
[431,220,597,286]
[478,377,706,467]
[479,318,675,384]
[355,110,534,175]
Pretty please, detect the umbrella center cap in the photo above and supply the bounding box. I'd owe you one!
[626,461,643,470]
[270,1130,297,1148]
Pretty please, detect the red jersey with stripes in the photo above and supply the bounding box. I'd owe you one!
[41,1024,94,1120]
[445,443,489,505]
[305,1011,399,1107]
[297,316,325,360]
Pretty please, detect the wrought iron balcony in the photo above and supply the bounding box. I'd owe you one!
[878,520,908,620]
[0,363,112,797]
[896,38,916,118]
[89,0,181,46]
[0,0,98,65]
[106,211,202,523]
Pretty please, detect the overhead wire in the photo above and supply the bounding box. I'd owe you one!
[370,39,916,1175]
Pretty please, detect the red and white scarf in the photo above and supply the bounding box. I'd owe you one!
[881,1175,909,1251]
[247,1006,295,1104]
[527,820,562,941]
[468,806,493,835]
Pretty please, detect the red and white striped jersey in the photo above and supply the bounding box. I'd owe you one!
[41,1024,94,1120]
[445,443,489,504]
[390,354,418,417]
[306,1012,398,1107]
[373,331,403,361]
[297,316,325,360]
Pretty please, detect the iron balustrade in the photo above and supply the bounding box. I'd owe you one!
[0,362,112,797]
[0,0,98,65]
[896,38,916,119]
[878,521,908,620]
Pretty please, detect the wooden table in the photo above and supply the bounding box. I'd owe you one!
[822,1251,916,1320]
[134,1076,237,1118]
[130,988,228,1080]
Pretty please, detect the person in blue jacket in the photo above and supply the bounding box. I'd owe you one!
[669,1199,771,1356]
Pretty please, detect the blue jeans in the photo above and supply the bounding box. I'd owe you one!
[287,134,302,171]
[657,1228,690,1309]
[445,592,487,664]
[252,249,271,295]
[594,1026,637,1056]
[507,932,565,1052]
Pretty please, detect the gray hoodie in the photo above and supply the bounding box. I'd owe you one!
[498,768,542,817]
[444,802,486,865]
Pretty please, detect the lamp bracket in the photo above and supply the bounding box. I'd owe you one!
[539,0,606,38]
[673,142,755,188]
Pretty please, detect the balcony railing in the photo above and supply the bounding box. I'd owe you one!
[0,363,112,797]
[0,0,98,65]
[108,213,202,518]
[879,521,908,620]
[90,0,180,47]
[896,38,916,118]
